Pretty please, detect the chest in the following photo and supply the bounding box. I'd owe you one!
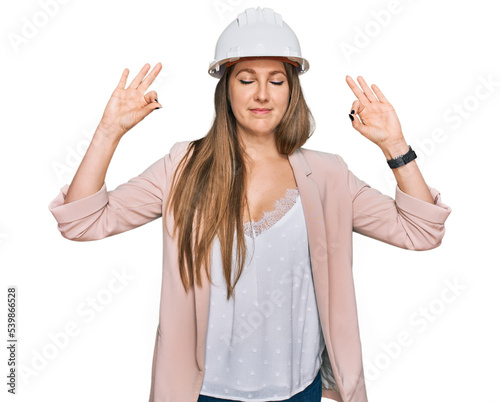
[242,159,298,224]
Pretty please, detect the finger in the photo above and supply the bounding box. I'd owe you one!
[349,104,368,134]
[136,101,162,122]
[346,75,370,105]
[144,91,159,104]
[138,62,163,92]
[356,76,378,103]
[371,83,389,103]
[350,100,365,127]
[145,91,162,108]
[351,117,369,137]
[128,63,151,90]
[350,111,363,131]
[117,68,129,89]
[351,100,364,116]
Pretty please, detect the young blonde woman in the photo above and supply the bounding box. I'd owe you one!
[49,7,452,402]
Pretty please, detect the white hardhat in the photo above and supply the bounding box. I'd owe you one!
[208,7,309,78]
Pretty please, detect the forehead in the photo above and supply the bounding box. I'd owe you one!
[232,58,286,75]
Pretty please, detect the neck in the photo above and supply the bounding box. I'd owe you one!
[238,131,282,164]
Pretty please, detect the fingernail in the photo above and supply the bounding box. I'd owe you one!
[155,98,159,103]
[349,114,354,121]
[351,110,355,114]
[155,107,160,110]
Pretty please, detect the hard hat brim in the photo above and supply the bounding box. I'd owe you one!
[208,56,309,79]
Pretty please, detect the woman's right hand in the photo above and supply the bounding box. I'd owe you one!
[97,62,163,142]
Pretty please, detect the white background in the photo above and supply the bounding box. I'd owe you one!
[1,0,499,401]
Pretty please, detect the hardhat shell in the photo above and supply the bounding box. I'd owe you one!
[208,7,309,78]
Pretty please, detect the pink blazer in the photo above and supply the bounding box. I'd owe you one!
[48,140,452,402]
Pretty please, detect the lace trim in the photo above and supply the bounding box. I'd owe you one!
[243,187,299,238]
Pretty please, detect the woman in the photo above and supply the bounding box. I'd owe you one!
[49,7,452,402]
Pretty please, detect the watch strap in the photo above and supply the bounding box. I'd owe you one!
[387,145,417,169]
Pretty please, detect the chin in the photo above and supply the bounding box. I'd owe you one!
[251,129,277,137]
[251,123,278,134]
[237,121,279,137]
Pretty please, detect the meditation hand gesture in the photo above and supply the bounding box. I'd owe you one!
[346,75,405,148]
[97,62,163,142]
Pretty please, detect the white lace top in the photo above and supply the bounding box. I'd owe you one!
[200,188,326,401]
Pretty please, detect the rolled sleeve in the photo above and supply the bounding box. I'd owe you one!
[395,184,452,224]
[335,153,452,251]
[49,182,108,224]
[47,141,188,241]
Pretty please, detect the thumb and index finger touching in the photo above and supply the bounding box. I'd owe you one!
[346,75,390,133]
[117,62,164,116]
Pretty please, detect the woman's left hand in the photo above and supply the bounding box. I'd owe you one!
[346,75,405,147]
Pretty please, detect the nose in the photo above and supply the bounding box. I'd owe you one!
[254,81,270,103]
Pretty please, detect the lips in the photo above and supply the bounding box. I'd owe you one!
[250,108,271,114]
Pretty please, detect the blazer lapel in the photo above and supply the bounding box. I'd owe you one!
[287,148,332,353]
[193,147,333,376]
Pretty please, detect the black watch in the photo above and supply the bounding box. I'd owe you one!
[386,145,417,169]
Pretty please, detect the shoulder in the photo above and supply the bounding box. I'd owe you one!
[167,140,195,165]
[298,146,349,173]
[169,140,192,155]
[296,146,355,194]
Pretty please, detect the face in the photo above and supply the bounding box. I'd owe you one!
[228,58,290,139]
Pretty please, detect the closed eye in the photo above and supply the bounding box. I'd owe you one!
[238,80,285,85]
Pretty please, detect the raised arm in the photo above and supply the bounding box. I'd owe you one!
[48,62,176,241]
[64,63,163,204]
[345,75,434,204]
[339,76,452,250]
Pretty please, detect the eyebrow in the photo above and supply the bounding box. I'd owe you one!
[235,68,286,77]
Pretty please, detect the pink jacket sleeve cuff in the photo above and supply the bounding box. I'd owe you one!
[48,183,109,224]
[395,184,452,223]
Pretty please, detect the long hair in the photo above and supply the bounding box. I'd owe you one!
[164,62,315,301]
